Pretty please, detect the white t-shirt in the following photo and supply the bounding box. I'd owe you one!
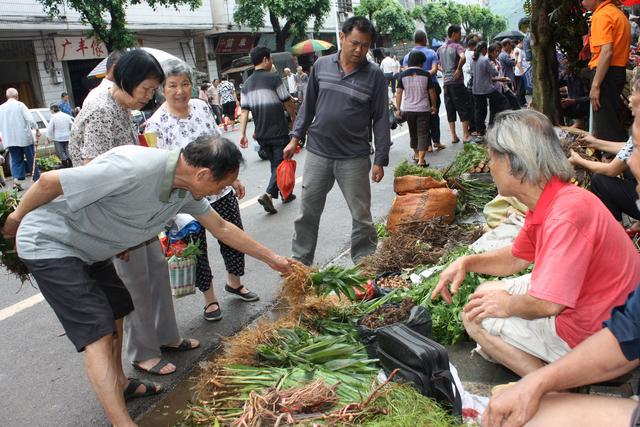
[380,56,395,74]
[287,74,297,93]
[463,49,475,86]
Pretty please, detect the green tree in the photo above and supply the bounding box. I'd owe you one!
[412,1,461,42]
[234,0,331,52]
[355,0,414,44]
[458,4,507,40]
[524,0,588,124]
[38,0,202,51]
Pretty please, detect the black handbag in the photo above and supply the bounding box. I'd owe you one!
[376,323,462,418]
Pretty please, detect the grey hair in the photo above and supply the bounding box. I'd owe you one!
[486,109,574,184]
[5,88,18,98]
[160,59,193,90]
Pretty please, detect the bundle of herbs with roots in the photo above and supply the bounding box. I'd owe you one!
[358,218,484,276]
[447,175,498,215]
[278,262,369,305]
[0,190,30,283]
[442,143,490,178]
[558,129,598,188]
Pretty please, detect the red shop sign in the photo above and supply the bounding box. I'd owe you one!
[216,35,255,54]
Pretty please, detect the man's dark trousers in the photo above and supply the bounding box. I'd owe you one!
[257,135,288,199]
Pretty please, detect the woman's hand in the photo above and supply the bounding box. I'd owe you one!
[568,149,583,166]
[232,179,245,199]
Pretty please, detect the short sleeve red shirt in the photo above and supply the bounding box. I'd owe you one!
[512,177,640,348]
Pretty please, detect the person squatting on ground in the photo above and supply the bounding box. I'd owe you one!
[284,16,391,266]
[3,137,293,427]
[432,109,640,377]
[437,24,472,144]
[146,58,259,325]
[47,103,73,168]
[396,50,438,167]
[483,94,640,426]
[239,46,298,214]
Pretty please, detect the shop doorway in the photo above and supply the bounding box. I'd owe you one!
[64,58,103,109]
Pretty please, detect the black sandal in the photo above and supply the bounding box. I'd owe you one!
[160,338,200,352]
[123,378,163,402]
[132,359,175,376]
[224,284,260,302]
[203,302,223,322]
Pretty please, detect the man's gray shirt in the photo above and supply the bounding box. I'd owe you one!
[292,53,391,166]
[17,146,212,263]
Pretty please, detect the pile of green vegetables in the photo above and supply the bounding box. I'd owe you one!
[448,176,498,215]
[35,155,61,172]
[394,160,444,180]
[311,265,368,301]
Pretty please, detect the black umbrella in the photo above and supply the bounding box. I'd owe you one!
[493,30,525,42]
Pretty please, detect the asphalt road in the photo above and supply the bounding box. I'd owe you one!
[0,95,465,426]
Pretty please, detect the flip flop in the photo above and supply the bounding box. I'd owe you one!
[434,144,446,151]
[160,338,200,352]
[451,138,460,144]
[132,359,175,375]
[123,378,163,402]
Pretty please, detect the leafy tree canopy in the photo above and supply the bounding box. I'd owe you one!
[355,0,414,43]
[234,0,331,52]
[39,0,202,51]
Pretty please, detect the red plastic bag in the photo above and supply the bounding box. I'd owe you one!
[276,159,296,200]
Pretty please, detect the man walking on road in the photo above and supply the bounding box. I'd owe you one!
[403,31,444,150]
[284,16,391,266]
[380,52,397,95]
[239,46,298,214]
[438,24,472,144]
[284,68,298,98]
[3,137,293,427]
[584,0,630,142]
[0,88,41,190]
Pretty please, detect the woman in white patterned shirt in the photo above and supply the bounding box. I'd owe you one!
[146,59,259,325]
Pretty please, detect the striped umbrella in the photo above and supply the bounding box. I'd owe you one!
[290,39,334,55]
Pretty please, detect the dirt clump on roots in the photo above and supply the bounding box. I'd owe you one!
[359,299,414,329]
[358,218,484,276]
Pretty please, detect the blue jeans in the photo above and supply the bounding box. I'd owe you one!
[8,145,40,181]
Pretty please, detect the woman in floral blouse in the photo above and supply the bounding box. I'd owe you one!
[146,59,259,324]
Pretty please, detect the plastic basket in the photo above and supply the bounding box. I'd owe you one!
[168,256,196,298]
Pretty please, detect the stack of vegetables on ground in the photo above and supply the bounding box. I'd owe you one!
[442,144,497,215]
[179,259,471,426]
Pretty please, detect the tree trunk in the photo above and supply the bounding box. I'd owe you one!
[269,10,289,52]
[531,0,562,124]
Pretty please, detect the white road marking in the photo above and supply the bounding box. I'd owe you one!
[1,128,413,321]
[0,293,44,321]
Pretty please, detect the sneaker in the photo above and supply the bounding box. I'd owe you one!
[203,302,222,322]
[258,193,277,214]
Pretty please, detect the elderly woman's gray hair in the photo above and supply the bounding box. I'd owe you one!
[486,109,574,184]
[160,59,193,87]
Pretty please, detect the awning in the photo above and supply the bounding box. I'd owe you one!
[221,64,254,75]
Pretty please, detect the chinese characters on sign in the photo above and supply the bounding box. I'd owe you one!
[54,36,108,61]
[216,35,256,54]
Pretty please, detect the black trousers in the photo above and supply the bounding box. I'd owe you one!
[591,66,628,142]
[515,75,527,107]
[430,82,441,144]
[474,91,510,134]
[590,173,640,221]
[257,135,288,199]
